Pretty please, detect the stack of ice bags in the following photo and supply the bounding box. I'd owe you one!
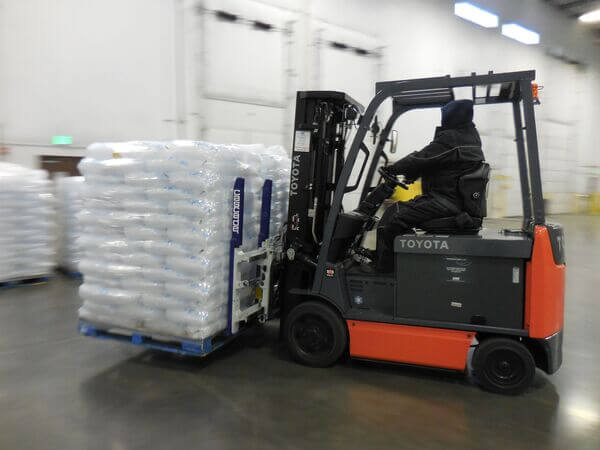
[0,162,55,281]
[56,176,85,273]
[77,141,290,340]
[261,145,291,237]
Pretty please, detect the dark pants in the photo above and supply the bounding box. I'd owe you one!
[376,196,458,270]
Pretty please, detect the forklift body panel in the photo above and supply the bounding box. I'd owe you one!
[347,320,474,370]
[525,226,566,338]
[391,230,531,330]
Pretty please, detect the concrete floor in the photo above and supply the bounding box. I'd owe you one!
[0,215,598,450]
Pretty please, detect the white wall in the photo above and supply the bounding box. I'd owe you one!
[0,0,179,166]
[0,0,598,214]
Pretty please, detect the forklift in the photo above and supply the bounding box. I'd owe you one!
[278,70,565,395]
[79,70,565,395]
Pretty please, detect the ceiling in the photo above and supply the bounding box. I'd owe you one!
[545,0,600,31]
[546,0,599,17]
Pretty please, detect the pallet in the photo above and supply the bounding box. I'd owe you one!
[57,267,83,279]
[0,276,51,289]
[78,320,231,357]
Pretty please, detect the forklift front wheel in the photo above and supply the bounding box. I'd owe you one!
[284,301,347,368]
[472,337,536,395]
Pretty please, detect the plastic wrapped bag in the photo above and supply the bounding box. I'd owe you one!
[0,163,55,281]
[56,176,85,272]
[77,140,290,341]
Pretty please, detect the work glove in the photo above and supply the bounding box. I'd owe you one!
[381,165,414,183]
[403,175,418,185]
[380,164,401,176]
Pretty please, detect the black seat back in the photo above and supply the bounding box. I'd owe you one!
[459,162,490,218]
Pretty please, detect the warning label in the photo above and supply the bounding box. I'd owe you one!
[294,130,311,153]
[444,257,471,283]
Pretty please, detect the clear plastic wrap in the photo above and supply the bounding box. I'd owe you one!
[78,141,290,341]
[0,163,55,281]
[56,176,85,272]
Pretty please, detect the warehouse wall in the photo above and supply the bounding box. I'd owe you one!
[0,0,598,215]
[0,0,179,166]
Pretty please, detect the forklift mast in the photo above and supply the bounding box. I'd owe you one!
[285,92,364,260]
[281,91,363,315]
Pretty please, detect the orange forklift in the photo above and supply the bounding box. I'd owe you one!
[279,70,565,394]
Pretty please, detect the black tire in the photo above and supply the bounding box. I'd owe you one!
[284,301,347,368]
[472,337,536,395]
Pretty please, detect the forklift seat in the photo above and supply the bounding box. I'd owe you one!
[420,213,482,234]
[420,162,490,235]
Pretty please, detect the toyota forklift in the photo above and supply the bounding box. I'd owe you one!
[278,70,565,395]
[78,70,565,395]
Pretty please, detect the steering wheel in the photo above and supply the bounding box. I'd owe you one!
[378,167,409,190]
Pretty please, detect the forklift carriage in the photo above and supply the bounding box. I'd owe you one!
[281,70,565,394]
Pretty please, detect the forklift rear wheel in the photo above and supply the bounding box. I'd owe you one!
[284,301,347,368]
[472,337,536,395]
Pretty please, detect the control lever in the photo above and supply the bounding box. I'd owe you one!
[378,167,409,190]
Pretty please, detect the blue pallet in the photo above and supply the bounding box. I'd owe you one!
[57,267,83,279]
[64,271,83,279]
[0,276,51,289]
[78,320,229,357]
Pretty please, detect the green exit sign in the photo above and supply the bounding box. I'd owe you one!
[52,135,73,145]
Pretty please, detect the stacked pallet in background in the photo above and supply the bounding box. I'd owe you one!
[0,163,55,282]
[77,141,290,340]
[56,176,85,274]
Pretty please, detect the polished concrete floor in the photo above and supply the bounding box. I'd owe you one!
[0,215,598,450]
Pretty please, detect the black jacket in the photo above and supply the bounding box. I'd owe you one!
[389,123,484,205]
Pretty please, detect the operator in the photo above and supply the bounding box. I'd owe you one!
[356,99,485,271]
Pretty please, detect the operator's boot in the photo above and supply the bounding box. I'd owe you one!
[353,247,375,262]
[352,247,377,273]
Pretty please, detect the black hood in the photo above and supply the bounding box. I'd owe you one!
[441,99,474,128]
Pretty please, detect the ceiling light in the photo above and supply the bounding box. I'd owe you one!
[502,23,540,45]
[579,9,600,23]
[454,2,499,28]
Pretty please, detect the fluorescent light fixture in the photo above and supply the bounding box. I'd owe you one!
[454,2,499,28]
[579,9,600,23]
[502,23,540,45]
